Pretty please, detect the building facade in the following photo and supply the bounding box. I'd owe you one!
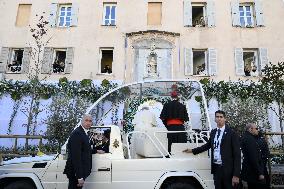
[0,0,284,83]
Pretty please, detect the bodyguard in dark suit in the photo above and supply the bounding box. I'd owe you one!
[241,123,266,189]
[184,110,241,189]
[64,114,93,189]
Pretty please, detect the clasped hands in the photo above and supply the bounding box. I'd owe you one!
[77,178,84,187]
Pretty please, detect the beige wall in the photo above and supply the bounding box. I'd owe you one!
[0,0,284,82]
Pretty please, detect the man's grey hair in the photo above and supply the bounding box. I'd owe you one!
[245,123,255,131]
[81,114,93,125]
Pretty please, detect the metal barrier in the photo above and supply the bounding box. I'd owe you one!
[0,135,43,162]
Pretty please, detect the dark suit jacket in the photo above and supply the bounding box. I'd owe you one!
[160,99,189,126]
[64,126,92,180]
[241,131,264,183]
[192,126,241,177]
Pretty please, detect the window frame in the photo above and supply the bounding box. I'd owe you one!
[99,48,114,75]
[103,3,117,26]
[52,48,67,74]
[191,3,207,27]
[6,48,24,74]
[192,49,208,76]
[239,4,254,27]
[243,49,259,77]
[57,4,72,27]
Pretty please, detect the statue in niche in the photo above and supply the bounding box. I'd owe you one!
[147,55,158,77]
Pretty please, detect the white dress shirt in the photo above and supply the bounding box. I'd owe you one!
[213,126,225,165]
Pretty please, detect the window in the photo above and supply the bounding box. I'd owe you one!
[147,2,162,25]
[193,50,207,75]
[16,4,32,27]
[7,49,24,73]
[41,47,74,74]
[53,49,66,73]
[90,127,111,154]
[184,1,215,27]
[192,4,206,27]
[235,48,268,76]
[239,5,254,27]
[0,47,30,74]
[49,3,79,27]
[100,49,113,74]
[243,50,258,76]
[231,0,264,27]
[58,5,72,27]
[103,3,116,26]
[184,48,217,76]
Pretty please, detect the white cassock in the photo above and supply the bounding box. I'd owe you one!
[131,108,168,158]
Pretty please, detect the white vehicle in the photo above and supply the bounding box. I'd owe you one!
[0,80,214,189]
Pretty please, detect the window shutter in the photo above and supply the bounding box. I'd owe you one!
[184,48,193,76]
[71,3,79,27]
[184,0,192,27]
[259,48,268,75]
[235,48,244,76]
[208,48,217,76]
[22,47,31,74]
[41,47,53,74]
[255,0,265,26]
[207,0,215,27]
[0,47,10,73]
[49,3,58,27]
[231,0,241,27]
[65,47,74,74]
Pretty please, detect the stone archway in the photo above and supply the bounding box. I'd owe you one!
[127,31,179,82]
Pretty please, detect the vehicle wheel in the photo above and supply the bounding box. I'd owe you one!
[4,180,36,189]
[165,182,197,189]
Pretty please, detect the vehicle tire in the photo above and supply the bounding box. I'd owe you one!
[165,182,197,189]
[4,180,36,189]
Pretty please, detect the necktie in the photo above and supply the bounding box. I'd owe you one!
[217,129,221,139]
[87,131,92,142]
[214,129,221,149]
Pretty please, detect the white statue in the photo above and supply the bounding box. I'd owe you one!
[147,56,157,76]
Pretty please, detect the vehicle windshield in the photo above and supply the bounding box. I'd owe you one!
[87,80,211,134]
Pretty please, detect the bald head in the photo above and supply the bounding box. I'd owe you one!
[246,123,259,135]
[81,114,93,129]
